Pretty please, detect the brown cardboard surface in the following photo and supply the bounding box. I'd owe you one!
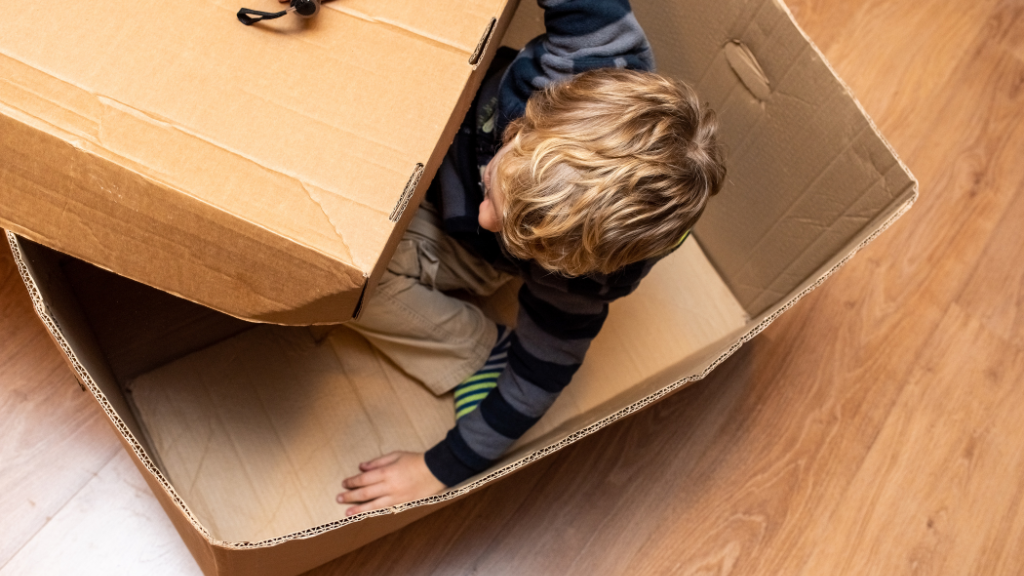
[5,231,220,573]
[8,232,465,576]
[0,0,509,324]
[639,0,917,317]
[5,0,918,571]
[128,326,452,542]
[126,235,745,543]
[60,256,255,384]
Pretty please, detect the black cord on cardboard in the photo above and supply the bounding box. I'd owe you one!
[237,8,289,25]
[237,0,320,26]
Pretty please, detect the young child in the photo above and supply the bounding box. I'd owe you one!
[337,0,726,515]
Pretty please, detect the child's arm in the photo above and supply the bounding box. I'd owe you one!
[422,0,656,487]
[496,0,655,134]
[338,0,656,506]
[337,263,649,506]
[423,264,653,485]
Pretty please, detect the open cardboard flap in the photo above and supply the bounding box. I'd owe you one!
[0,0,512,325]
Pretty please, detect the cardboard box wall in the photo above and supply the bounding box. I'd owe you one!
[0,0,512,325]
[5,0,917,574]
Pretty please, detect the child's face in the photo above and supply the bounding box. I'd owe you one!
[479,143,511,233]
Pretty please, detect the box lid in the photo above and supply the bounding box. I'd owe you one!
[0,0,508,324]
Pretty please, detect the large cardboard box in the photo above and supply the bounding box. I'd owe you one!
[4,0,917,574]
[0,0,512,325]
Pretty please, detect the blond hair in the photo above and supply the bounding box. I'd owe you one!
[496,68,725,276]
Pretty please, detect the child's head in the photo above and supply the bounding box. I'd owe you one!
[478,68,726,277]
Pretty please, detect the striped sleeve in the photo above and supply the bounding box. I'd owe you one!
[423,0,658,487]
[423,259,659,485]
[424,278,607,486]
[496,0,655,135]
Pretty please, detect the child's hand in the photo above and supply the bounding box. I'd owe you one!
[337,451,445,516]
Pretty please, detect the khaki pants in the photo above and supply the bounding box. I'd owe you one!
[347,202,513,395]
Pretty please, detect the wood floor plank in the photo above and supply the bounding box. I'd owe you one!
[957,175,1024,349]
[563,263,939,575]
[952,4,1024,350]
[0,449,203,576]
[786,0,1001,151]
[797,304,1024,575]
[0,247,123,567]
[822,0,1024,314]
[466,347,759,576]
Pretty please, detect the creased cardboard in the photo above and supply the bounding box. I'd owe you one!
[630,0,918,316]
[121,236,744,544]
[8,227,746,574]
[0,0,510,324]
[6,0,917,573]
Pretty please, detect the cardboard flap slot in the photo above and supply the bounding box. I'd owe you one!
[470,18,497,66]
[350,277,371,320]
[389,163,425,223]
[725,40,771,101]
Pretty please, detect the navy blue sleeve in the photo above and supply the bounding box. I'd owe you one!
[425,259,659,486]
[496,0,655,136]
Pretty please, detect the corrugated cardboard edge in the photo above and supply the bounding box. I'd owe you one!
[388,164,425,223]
[469,17,498,66]
[4,231,217,547]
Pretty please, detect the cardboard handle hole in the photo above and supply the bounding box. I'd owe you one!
[725,40,771,101]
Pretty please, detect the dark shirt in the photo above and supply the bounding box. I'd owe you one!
[424,0,668,486]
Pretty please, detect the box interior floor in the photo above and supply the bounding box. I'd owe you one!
[23,231,746,543]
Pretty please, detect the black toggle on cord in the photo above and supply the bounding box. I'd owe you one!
[238,0,320,26]
[237,8,288,25]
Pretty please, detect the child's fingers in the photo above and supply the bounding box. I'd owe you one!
[341,469,384,490]
[336,482,388,504]
[360,452,401,470]
[345,496,393,517]
[360,452,402,471]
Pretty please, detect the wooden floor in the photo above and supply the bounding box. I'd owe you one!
[2,0,1023,574]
